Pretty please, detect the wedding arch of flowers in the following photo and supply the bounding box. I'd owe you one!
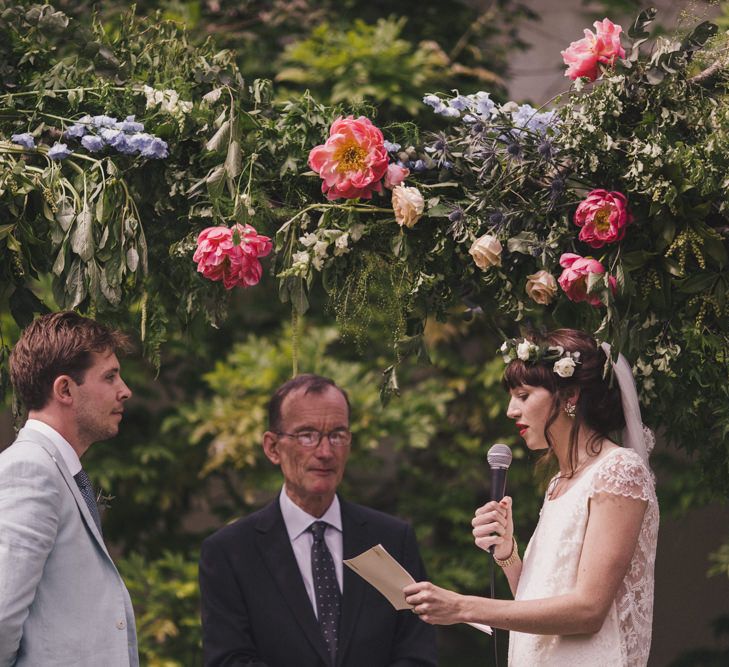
[1,6,728,491]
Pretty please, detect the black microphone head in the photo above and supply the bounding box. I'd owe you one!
[487,444,512,470]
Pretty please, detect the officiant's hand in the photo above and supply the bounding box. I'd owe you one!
[472,496,513,559]
[403,581,466,626]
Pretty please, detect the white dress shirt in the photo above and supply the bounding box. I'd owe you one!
[24,419,82,476]
[279,487,343,618]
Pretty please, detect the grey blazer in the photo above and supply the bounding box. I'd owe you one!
[0,427,138,667]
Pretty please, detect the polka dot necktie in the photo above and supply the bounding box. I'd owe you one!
[309,521,341,665]
[74,469,102,534]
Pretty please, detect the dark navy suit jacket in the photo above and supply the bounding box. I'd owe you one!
[199,495,437,667]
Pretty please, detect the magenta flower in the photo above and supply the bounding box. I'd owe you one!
[308,116,389,200]
[561,18,625,81]
[558,253,616,307]
[193,224,272,289]
[574,189,632,248]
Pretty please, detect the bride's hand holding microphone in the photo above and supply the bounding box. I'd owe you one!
[472,496,513,560]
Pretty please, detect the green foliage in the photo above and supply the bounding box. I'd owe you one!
[117,551,201,667]
[276,17,450,118]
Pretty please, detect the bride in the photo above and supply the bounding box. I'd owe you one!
[404,329,659,666]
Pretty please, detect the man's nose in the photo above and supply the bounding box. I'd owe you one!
[119,379,132,401]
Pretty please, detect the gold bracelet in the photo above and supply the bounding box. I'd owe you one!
[493,536,520,568]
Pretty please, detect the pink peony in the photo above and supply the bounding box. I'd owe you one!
[561,18,625,81]
[193,224,272,289]
[308,116,389,200]
[558,253,616,307]
[574,189,632,248]
[384,162,410,189]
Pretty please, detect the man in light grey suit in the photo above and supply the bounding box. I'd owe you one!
[0,311,139,667]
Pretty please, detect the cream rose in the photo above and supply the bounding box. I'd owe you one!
[517,339,535,361]
[392,185,425,228]
[469,234,502,270]
[553,357,577,378]
[526,270,558,305]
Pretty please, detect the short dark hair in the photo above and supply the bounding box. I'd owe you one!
[268,374,351,431]
[9,311,132,410]
[503,328,625,476]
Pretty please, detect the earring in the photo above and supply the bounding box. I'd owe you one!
[564,402,576,418]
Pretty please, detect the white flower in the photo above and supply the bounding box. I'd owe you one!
[500,341,509,354]
[292,250,310,266]
[202,88,223,105]
[392,185,425,228]
[525,270,558,305]
[313,240,329,258]
[554,357,577,378]
[517,339,534,361]
[299,233,318,247]
[333,233,350,256]
[469,234,502,270]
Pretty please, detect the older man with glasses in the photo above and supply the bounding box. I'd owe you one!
[199,374,437,667]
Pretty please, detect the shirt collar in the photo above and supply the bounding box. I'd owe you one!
[24,418,82,476]
[279,486,342,541]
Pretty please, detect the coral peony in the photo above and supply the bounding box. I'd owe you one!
[384,162,410,189]
[392,185,425,228]
[574,189,632,248]
[525,270,558,305]
[308,116,389,200]
[469,234,502,270]
[193,224,272,289]
[561,18,625,81]
[558,253,616,307]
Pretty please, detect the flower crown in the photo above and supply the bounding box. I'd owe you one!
[499,338,582,378]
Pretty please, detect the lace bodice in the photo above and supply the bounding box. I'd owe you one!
[509,447,659,667]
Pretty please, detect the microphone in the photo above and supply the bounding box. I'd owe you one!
[487,443,512,503]
[487,444,512,556]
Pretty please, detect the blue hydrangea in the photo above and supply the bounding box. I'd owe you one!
[474,92,496,118]
[11,133,35,149]
[383,140,401,153]
[449,95,473,112]
[441,106,461,118]
[91,115,118,129]
[81,135,105,152]
[115,115,144,133]
[511,104,559,137]
[412,159,426,172]
[423,94,448,115]
[47,143,72,160]
[139,136,169,159]
[65,123,88,139]
[100,128,129,152]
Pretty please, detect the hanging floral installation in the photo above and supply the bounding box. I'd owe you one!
[0,6,728,489]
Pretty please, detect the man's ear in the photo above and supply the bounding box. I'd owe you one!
[51,375,74,406]
[262,431,281,465]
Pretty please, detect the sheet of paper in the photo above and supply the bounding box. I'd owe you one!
[344,544,492,635]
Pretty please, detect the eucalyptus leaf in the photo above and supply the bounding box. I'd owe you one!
[52,246,66,276]
[65,260,87,310]
[205,119,230,152]
[55,199,75,232]
[126,246,140,272]
[70,206,94,262]
[224,140,242,180]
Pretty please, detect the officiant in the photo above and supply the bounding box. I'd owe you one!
[199,373,437,667]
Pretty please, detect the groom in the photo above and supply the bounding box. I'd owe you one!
[0,312,139,666]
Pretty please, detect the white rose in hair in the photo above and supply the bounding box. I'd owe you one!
[553,357,577,377]
[517,339,533,361]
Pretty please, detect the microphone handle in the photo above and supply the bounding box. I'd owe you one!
[488,467,508,556]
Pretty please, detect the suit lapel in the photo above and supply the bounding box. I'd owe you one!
[336,500,370,666]
[22,429,111,557]
[255,500,331,666]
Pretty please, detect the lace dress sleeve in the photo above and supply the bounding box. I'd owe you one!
[589,448,655,502]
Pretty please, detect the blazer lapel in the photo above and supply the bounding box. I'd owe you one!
[23,429,111,557]
[336,500,371,666]
[255,500,331,666]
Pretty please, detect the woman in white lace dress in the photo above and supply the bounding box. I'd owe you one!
[404,329,659,666]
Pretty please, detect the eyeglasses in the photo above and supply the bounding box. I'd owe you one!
[276,429,352,448]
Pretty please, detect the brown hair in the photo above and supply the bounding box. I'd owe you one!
[503,329,625,476]
[9,311,132,410]
[268,374,351,431]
